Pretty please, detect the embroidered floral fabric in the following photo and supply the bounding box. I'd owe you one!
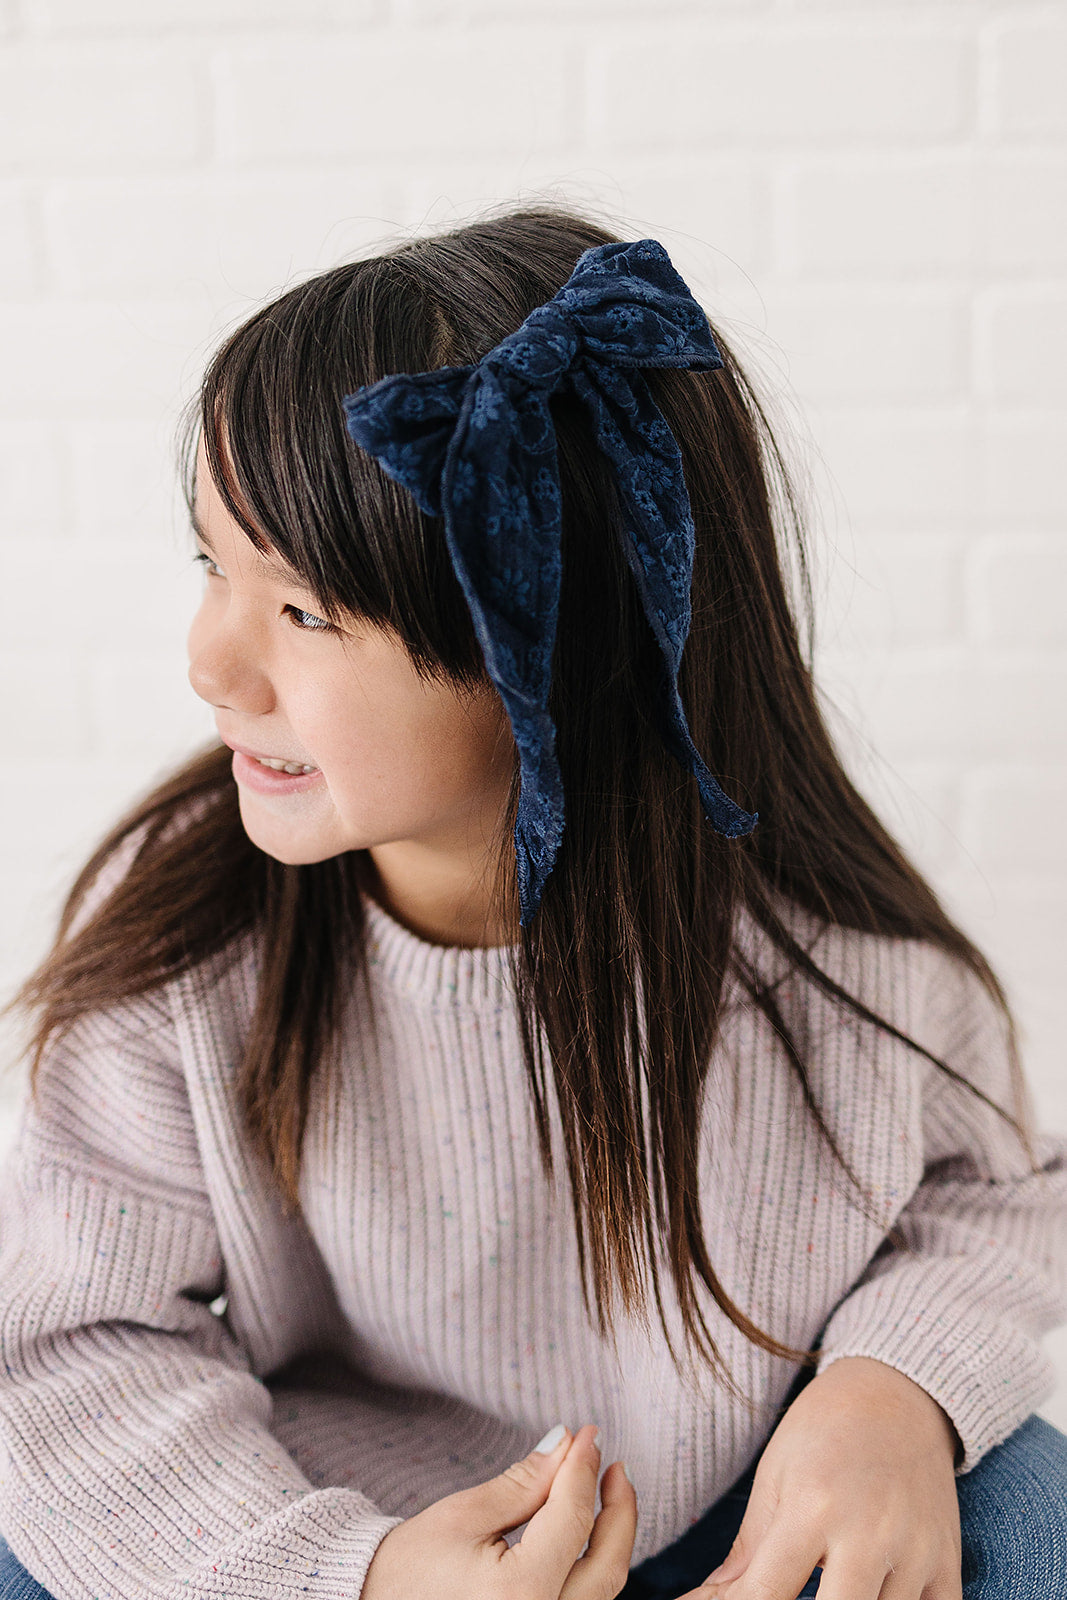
[343,238,758,923]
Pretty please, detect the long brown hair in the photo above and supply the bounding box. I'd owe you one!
[4,204,1033,1399]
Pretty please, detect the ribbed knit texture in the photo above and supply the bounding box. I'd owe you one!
[0,855,1064,1600]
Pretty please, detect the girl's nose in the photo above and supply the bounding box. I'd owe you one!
[187,610,275,716]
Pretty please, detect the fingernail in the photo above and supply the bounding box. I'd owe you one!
[592,1428,601,1450]
[533,1423,566,1454]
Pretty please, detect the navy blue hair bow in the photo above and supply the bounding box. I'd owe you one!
[342,237,757,925]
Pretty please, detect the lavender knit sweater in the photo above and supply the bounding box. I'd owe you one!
[0,845,1064,1600]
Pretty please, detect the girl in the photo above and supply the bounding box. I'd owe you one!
[0,205,1064,1600]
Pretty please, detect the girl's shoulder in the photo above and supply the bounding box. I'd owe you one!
[732,891,1002,1072]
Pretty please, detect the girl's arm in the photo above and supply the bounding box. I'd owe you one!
[0,989,404,1600]
[812,952,1067,1473]
[0,995,635,1600]
[681,952,1067,1600]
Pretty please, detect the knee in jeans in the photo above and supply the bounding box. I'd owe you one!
[958,1416,1067,1597]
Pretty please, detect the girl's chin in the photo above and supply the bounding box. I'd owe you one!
[236,794,345,866]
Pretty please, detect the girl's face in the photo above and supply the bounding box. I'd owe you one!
[186,440,517,945]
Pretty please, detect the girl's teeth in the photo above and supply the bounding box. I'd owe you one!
[253,756,318,775]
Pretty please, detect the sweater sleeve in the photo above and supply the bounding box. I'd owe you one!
[814,954,1067,1474]
[0,986,401,1599]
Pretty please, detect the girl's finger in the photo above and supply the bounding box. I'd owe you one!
[702,1484,776,1588]
[880,1559,961,1600]
[560,1459,639,1600]
[800,1550,897,1600]
[512,1424,604,1590]
[702,1518,823,1600]
[457,1424,574,1539]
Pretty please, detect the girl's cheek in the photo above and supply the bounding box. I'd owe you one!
[187,591,207,647]
[187,585,227,662]
[186,607,214,697]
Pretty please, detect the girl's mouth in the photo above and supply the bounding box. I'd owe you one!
[231,749,324,795]
[250,754,318,775]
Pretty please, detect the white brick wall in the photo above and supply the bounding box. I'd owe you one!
[0,0,1064,1425]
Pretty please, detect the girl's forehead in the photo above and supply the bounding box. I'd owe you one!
[192,459,302,585]
[194,431,258,531]
[193,434,268,542]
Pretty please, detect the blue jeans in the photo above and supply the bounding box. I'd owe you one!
[1,1413,1065,1599]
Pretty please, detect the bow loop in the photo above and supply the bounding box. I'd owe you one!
[547,238,724,374]
[342,365,471,518]
[342,238,757,924]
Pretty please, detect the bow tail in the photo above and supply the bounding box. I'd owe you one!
[506,699,567,925]
[660,683,760,838]
[572,368,759,840]
[438,381,570,924]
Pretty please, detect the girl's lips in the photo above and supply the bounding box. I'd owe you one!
[231,749,325,796]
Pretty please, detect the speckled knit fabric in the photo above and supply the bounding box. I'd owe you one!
[0,844,1064,1600]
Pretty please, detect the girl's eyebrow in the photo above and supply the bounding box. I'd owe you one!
[190,508,306,585]
[189,508,217,553]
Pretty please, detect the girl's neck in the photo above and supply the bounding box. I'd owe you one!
[364,846,518,951]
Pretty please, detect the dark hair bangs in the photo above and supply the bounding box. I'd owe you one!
[178,260,486,685]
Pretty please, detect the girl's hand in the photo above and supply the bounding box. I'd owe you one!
[681,1357,963,1600]
[361,1423,638,1600]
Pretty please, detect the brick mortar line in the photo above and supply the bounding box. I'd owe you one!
[0,17,1017,43]
[7,1,1066,38]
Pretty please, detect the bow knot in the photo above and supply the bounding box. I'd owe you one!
[483,301,579,391]
[343,238,757,923]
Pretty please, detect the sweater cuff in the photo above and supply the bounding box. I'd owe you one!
[154,1488,404,1600]
[815,1282,1056,1477]
[4,1477,403,1600]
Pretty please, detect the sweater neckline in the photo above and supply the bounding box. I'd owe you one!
[356,891,822,1013]
[360,892,517,1011]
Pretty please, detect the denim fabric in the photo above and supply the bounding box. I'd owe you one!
[0,1549,48,1600]
[2,1413,1065,1599]
[342,238,758,926]
[957,1413,1067,1599]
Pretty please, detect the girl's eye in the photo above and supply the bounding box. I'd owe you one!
[193,551,335,635]
[284,605,335,634]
